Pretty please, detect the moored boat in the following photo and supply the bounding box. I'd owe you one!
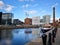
[25,29,32,33]
[41,24,52,33]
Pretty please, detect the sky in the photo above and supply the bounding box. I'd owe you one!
[0,0,60,22]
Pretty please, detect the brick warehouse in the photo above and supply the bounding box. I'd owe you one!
[24,18,32,25]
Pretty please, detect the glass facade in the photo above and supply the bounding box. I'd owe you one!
[2,13,13,25]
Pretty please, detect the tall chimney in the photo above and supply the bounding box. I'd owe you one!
[53,7,55,26]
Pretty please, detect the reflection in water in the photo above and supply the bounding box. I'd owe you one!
[32,28,41,38]
[25,28,32,33]
[1,29,12,45]
[25,33,30,42]
[2,30,12,39]
[1,28,40,45]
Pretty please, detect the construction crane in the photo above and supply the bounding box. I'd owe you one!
[25,12,29,18]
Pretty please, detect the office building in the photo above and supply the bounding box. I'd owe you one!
[2,13,13,25]
[43,15,50,24]
[13,19,24,25]
[32,16,40,25]
[40,19,44,25]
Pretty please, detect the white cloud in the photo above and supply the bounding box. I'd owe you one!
[4,5,14,12]
[24,10,38,14]
[0,1,15,12]
[22,4,38,9]
[41,10,46,13]
[52,3,58,7]
[0,1,4,6]
[0,1,4,9]
[22,4,30,8]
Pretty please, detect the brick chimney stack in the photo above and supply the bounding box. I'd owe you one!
[53,7,55,26]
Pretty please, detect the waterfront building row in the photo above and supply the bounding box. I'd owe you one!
[24,15,51,25]
[0,12,24,25]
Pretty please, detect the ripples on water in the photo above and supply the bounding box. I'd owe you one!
[1,28,40,45]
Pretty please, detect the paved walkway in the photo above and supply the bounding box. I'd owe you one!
[26,38,43,45]
[26,28,60,45]
[53,28,60,45]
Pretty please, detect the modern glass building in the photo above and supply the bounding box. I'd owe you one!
[0,12,2,25]
[43,15,51,24]
[2,13,13,25]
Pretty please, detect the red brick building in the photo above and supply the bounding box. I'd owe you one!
[24,18,32,25]
[59,18,60,23]
[58,18,60,26]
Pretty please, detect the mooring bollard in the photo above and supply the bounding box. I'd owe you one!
[54,27,57,38]
[52,27,57,43]
[48,33,52,45]
[52,30,55,43]
[42,34,47,45]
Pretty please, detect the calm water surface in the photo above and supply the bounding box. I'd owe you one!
[1,28,40,45]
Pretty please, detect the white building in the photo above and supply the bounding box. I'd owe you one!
[32,16,40,25]
[43,15,51,24]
